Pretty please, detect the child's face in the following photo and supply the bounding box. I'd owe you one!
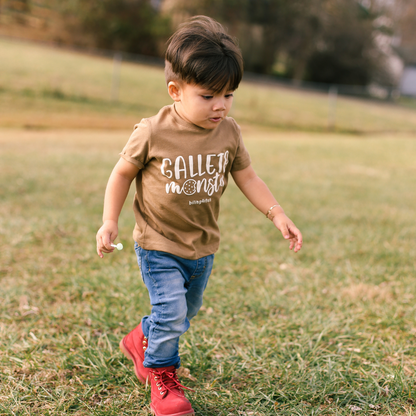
[168,82,234,130]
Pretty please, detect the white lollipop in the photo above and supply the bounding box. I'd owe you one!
[111,243,123,251]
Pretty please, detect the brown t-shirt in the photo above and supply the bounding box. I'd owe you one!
[120,104,251,259]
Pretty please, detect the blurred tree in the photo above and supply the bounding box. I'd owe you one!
[3,0,31,12]
[366,0,404,87]
[59,0,171,56]
[2,0,400,86]
[305,0,377,85]
[281,0,326,82]
[164,0,300,73]
[394,0,416,64]
[166,0,387,85]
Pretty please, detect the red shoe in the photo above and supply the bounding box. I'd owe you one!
[119,323,150,384]
[150,366,195,416]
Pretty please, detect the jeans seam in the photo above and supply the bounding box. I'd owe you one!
[138,246,142,270]
[145,250,165,332]
[189,258,199,280]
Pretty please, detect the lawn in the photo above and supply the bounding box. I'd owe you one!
[0,126,415,415]
[1,37,416,133]
[0,36,416,416]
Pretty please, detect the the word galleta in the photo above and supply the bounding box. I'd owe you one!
[160,151,229,180]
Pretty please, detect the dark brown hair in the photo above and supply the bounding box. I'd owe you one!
[165,16,243,93]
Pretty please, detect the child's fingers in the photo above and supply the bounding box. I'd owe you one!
[97,244,114,257]
[96,234,114,258]
[102,228,118,249]
[96,237,105,258]
[273,217,303,251]
[103,235,114,251]
[288,225,303,252]
[279,224,290,239]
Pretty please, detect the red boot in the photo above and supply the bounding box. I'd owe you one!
[150,366,194,416]
[119,322,150,384]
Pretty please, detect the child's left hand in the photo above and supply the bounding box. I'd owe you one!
[272,213,303,253]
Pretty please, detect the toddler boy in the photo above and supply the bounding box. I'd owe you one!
[96,15,302,416]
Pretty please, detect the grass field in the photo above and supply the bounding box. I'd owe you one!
[1,37,416,133]
[1,36,416,415]
[1,127,415,415]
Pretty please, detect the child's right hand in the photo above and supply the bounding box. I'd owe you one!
[96,220,119,258]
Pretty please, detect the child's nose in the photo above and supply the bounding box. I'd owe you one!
[213,99,226,111]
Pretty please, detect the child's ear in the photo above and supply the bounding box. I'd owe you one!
[168,81,181,101]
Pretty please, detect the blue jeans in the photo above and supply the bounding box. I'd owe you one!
[135,244,214,368]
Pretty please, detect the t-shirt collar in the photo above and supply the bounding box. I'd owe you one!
[171,103,207,132]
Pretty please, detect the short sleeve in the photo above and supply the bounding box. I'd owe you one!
[119,119,151,169]
[229,120,251,172]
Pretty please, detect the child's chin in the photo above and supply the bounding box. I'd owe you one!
[206,119,223,128]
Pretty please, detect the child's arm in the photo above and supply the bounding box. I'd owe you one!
[96,158,139,258]
[231,165,303,253]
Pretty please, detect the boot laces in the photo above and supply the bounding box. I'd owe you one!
[150,368,194,397]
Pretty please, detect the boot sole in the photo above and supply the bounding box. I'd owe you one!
[119,338,147,384]
[150,403,195,416]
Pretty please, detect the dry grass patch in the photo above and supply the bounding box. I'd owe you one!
[341,282,396,302]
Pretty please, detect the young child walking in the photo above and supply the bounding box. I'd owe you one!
[96,15,302,416]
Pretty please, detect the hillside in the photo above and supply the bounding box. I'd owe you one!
[1,37,416,133]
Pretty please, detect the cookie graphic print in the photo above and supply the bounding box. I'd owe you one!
[161,151,229,199]
[183,179,197,195]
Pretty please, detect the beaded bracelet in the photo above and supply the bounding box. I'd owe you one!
[266,204,281,220]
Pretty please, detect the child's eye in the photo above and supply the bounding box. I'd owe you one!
[225,93,234,98]
[202,95,213,100]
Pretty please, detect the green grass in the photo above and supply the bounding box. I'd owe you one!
[1,127,415,415]
[1,34,416,415]
[1,36,416,133]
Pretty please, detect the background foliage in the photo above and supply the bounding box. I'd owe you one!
[59,0,171,56]
[1,0,415,85]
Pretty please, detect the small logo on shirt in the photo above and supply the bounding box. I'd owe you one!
[189,198,212,205]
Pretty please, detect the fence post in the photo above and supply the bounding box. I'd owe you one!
[328,84,338,130]
[111,52,122,102]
